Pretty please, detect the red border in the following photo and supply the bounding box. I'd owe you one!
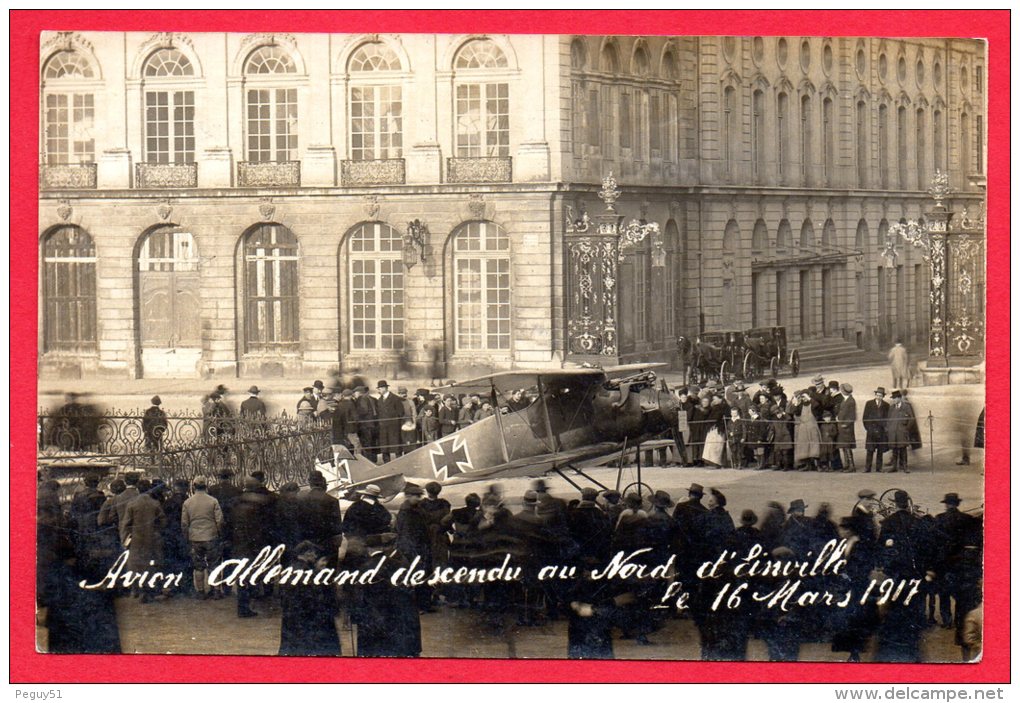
[10,10,1009,683]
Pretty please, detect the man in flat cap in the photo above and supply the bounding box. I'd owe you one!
[181,476,224,600]
[142,395,168,454]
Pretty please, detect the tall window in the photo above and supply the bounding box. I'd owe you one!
[143,49,195,164]
[570,39,587,157]
[960,111,970,176]
[649,94,661,153]
[244,46,298,163]
[752,89,765,181]
[619,91,632,151]
[630,239,650,343]
[599,44,619,160]
[897,106,908,188]
[241,224,299,352]
[800,94,813,180]
[42,226,96,352]
[822,97,834,182]
[454,39,509,158]
[722,86,736,171]
[878,103,889,189]
[453,222,511,352]
[856,100,868,186]
[663,220,680,339]
[777,92,789,179]
[348,223,404,351]
[661,51,679,161]
[348,42,403,161]
[975,115,984,173]
[42,50,96,165]
[933,109,944,172]
[915,108,926,188]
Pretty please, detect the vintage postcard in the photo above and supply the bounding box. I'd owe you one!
[12,10,1007,685]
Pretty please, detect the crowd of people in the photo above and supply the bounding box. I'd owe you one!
[38,466,982,663]
[674,374,923,473]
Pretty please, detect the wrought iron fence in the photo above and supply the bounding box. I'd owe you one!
[37,408,333,490]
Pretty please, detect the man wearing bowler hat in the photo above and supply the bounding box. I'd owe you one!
[862,387,889,473]
[374,380,406,464]
[934,492,977,630]
[240,386,267,419]
[835,383,858,471]
[886,390,917,473]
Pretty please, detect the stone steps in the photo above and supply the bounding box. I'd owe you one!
[793,336,883,369]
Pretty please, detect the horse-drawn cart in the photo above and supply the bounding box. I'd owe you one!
[740,326,800,381]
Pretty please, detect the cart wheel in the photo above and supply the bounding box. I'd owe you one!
[790,349,801,376]
[720,360,730,384]
[743,351,757,381]
[770,356,780,378]
[622,481,654,502]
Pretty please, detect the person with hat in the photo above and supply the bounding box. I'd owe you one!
[781,499,813,558]
[832,514,880,662]
[791,390,822,471]
[395,483,435,612]
[341,484,392,539]
[181,476,224,600]
[862,387,889,473]
[421,482,452,580]
[397,387,418,453]
[67,473,108,580]
[875,489,934,662]
[825,381,845,470]
[888,340,911,390]
[673,386,695,466]
[296,387,317,424]
[732,509,761,555]
[696,488,734,552]
[331,388,360,457]
[687,394,713,466]
[240,386,267,420]
[933,492,978,631]
[372,380,406,463]
[671,482,707,563]
[644,490,679,567]
[725,380,752,417]
[886,390,917,473]
[295,471,342,551]
[231,476,278,617]
[120,478,167,603]
[278,539,342,656]
[807,375,828,420]
[353,386,379,462]
[142,395,168,454]
[850,489,880,543]
[205,389,235,444]
[835,383,858,471]
[568,488,612,568]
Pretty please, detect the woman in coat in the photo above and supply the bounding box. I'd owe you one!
[791,392,821,471]
[119,478,167,602]
[278,541,342,656]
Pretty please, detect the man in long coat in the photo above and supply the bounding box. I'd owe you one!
[120,478,166,602]
[886,390,918,473]
[354,386,378,461]
[142,396,168,454]
[296,472,343,550]
[231,476,277,617]
[862,387,889,473]
[240,386,267,420]
[888,341,911,389]
[836,383,858,471]
[374,380,406,463]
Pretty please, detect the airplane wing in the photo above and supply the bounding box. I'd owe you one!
[435,368,606,394]
[440,441,623,484]
[602,362,669,377]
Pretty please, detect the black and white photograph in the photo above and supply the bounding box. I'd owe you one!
[34,29,988,665]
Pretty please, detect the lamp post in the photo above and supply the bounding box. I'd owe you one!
[564,172,661,363]
[403,219,428,269]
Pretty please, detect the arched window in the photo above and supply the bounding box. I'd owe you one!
[878,103,890,189]
[454,39,509,158]
[722,86,736,171]
[800,94,813,180]
[633,47,649,76]
[856,100,868,186]
[42,226,97,352]
[960,111,971,176]
[347,223,404,351]
[453,222,511,352]
[244,46,298,163]
[752,89,765,181]
[752,219,768,254]
[777,91,789,179]
[822,218,836,253]
[663,220,680,339]
[348,42,403,161]
[41,50,96,165]
[800,220,814,251]
[240,224,299,352]
[897,105,908,188]
[822,97,835,182]
[598,43,619,159]
[599,43,619,73]
[933,108,944,172]
[915,107,926,189]
[777,219,791,251]
[855,219,869,251]
[142,48,195,165]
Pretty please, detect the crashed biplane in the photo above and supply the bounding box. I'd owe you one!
[320,364,678,500]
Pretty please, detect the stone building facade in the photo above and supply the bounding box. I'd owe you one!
[37,32,985,380]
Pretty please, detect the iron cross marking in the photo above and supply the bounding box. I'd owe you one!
[429,436,472,480]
